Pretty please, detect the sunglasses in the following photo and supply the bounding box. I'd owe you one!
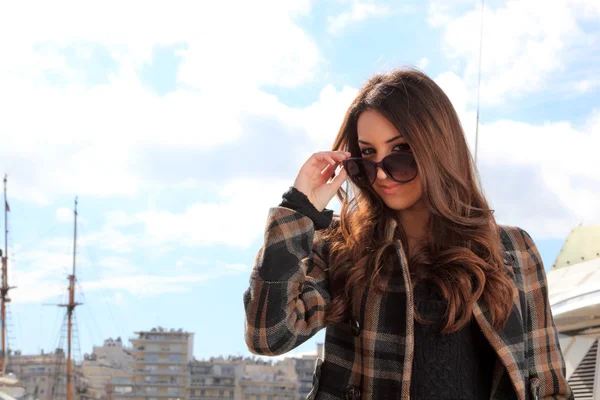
[342,152,418,187]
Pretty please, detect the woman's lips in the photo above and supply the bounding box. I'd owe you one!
[379,184,400,195]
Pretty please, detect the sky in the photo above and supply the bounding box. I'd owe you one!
[0,0,599,362]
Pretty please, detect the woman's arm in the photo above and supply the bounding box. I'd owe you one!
[244,188,334,356]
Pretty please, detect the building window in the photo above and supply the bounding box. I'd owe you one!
[114,386,133,394]
[147,334,167,340]
[145,354,159,362]
[168,354,182,362]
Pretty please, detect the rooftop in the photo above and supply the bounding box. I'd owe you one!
[552,225,600,269]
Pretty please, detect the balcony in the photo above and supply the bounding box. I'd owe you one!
[133,348,187,355]
[134,370,186,376]
[133,359,186,366]
[190,392,234,400]
[134,382,187,388]
[240,386,296,395]
[131,337,188,344]
[114,392,186,398]
[190,397,233,400]
[189,382,235,390]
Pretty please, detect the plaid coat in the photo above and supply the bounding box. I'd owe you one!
[243,207,573,400]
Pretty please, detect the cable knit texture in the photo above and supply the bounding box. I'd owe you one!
[410,282,496,400]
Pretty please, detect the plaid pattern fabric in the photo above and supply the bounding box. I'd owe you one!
[243,207,573,400]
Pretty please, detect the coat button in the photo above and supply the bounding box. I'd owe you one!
[349,317,361,336]
[345,385,361,400]
[503,252,514,265]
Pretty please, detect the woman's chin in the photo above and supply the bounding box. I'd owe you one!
[377,192,424,212]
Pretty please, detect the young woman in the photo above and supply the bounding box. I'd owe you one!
[244,68,572,400]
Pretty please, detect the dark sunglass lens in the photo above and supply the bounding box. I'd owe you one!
[384,153,417,182]
[345,159,376,186]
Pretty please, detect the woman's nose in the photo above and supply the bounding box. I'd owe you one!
[376,166,387,180]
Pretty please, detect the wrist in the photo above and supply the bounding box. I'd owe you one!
[280,187,333,230]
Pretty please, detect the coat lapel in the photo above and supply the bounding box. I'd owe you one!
[472,264,526,400]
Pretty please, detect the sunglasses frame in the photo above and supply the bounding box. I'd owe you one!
[342,151,418,187]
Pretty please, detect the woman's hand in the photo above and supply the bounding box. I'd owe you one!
[293,151,350,211]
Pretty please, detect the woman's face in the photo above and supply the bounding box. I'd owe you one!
[356,109,424,211]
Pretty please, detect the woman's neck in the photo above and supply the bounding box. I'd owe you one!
[396,200,430,253]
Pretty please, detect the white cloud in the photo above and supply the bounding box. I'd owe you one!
[471,110,600,238]
[417,57,430,70]
[435,71,470,118]
[11,243,249,303]
[77,226,137,254]
[104,210,140,228]
[429,0,600,105]
[97,257,140,278]
[56,207,74,223]
[82,261,248,297]
[328,0,391,34]
[570,0,600,18]
[177,5,320,90]
[0,1,318,87]
[103,292,127,306]
[575,78,600,93]
[0,0,322,203]
[285,84,358,152]
[0,77,256,201]
[139,179,291,248]
[175,256,209,269]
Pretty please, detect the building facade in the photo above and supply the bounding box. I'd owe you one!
[7,349,87,400]
[116,327,193,400]
[189,359,240,400]
[82,338,134,400]
[239,361,297,400]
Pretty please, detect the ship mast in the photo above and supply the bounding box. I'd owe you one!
[1,175,15,375]
[59,197,81,400]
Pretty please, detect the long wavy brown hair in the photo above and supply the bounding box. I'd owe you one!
[322,67,515,333]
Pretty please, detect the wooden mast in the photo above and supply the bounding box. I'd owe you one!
[59,197,81,400]
[1,175,15,375]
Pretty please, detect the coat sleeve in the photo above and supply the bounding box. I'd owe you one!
[243,206,331,356]
[519,228,573,400]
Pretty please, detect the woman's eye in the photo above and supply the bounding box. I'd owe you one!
[360,148,374,156]
[393,143,411,152]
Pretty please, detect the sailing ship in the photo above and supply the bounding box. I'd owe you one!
[0,175,25,400]
[1,176,87,400]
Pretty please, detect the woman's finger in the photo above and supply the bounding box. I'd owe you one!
[329,165,348,191]
[320,163,337,182]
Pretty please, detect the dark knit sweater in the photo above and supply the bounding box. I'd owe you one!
[410,283,495,399]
